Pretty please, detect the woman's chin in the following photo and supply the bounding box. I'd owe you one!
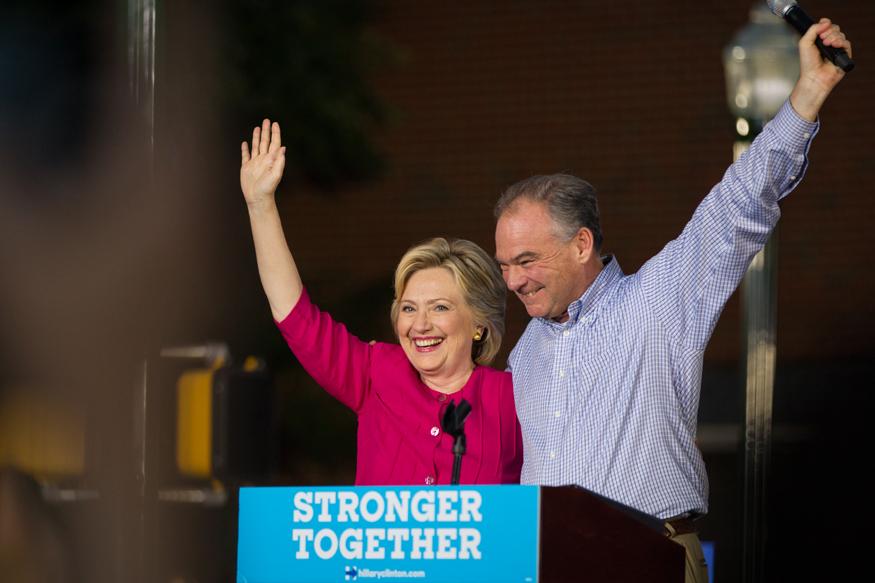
[403,343,471,380]
[406,350,450,376]
[410,357,445,376]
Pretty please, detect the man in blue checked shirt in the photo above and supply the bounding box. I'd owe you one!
[494,17,852,583]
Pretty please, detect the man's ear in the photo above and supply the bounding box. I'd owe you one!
[573,227,595,264]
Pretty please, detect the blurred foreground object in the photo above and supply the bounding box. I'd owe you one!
[165,344,273,481]
[0,391,85,480]
[0,469,73,583]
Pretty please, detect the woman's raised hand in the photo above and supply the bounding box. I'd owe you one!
[241,119,286,209]
[240,118,302,319]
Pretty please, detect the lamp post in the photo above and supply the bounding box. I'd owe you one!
[722,5,800,583]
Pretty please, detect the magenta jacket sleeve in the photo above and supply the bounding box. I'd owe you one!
[275,289,373,413]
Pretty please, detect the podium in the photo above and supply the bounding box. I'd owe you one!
[237,485,684,582]
[539,486,683,582]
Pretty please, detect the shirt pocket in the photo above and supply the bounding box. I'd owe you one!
[570,313,621,403]
[512,353,555,449]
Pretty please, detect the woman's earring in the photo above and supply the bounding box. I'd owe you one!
[473,330,483,341]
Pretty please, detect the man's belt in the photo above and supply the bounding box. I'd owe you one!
[664,515,698,537]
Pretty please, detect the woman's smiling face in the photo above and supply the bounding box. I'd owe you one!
[395,267,478,382]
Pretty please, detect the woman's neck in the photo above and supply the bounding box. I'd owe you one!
[420,364,475,395]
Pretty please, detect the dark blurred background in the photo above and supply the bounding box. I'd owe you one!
[1,1,872,581]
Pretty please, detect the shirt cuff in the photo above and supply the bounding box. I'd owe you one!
[769,99,820,152]
[764,100,820,196]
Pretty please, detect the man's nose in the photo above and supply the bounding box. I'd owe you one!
[504,265,525,291]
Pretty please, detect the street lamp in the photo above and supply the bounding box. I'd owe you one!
[722,4,800,583]
[724,2,800,145]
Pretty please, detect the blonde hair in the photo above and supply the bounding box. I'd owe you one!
[391,238,506,366]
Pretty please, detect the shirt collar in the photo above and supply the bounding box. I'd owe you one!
[546,255,623,327]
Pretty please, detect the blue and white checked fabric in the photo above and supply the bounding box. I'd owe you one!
[508,100,819,520]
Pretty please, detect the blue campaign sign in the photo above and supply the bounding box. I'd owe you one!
[237,485,540,583]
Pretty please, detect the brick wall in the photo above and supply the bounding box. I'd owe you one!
[281,0,874,366]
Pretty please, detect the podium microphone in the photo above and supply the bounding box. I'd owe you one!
[441,399,472,486]
[766,0,854,72]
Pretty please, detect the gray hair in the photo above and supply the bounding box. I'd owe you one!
[494,173,603,250]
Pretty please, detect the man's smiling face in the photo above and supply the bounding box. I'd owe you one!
[495,199,590,321]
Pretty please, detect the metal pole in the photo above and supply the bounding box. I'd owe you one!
[737,137,778,583]
[128,2,157,581]
[128,0,157,163]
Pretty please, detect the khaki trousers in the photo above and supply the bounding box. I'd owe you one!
[665,523,709,583]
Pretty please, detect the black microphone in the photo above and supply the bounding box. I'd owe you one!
[767,0,854,72]
[441,399,472,485]
[441,399,472,438]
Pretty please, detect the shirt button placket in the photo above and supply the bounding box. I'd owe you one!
[545,325,570,481]
[428,401,442,485]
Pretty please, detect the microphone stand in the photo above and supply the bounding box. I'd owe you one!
[441,399,472,485]
[451,433,466,486]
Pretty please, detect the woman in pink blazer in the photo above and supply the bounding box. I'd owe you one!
[240,120,521,485]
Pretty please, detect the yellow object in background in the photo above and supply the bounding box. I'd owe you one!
[175,368,215,478]
[0,390,85,479]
